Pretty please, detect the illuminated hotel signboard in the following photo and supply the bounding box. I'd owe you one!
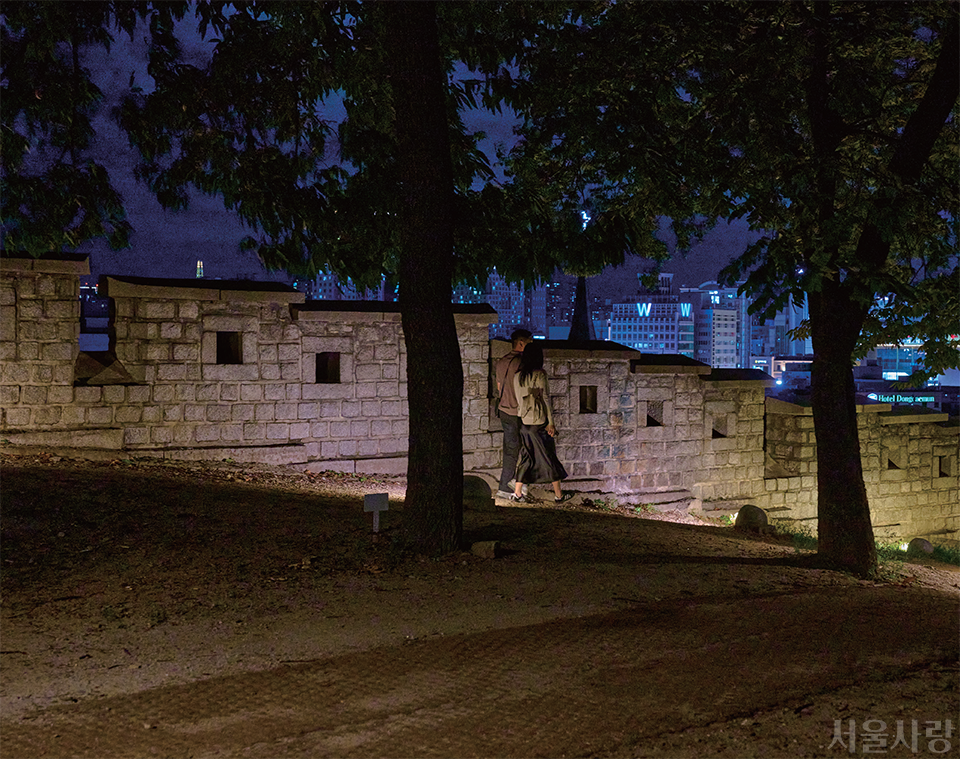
[866,393,936,404]
[635,303,693,318]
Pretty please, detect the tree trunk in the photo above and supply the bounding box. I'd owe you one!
[569,275,593,342]
[809,287,877,576]
[384,2,463,554]
[807,17,957,577]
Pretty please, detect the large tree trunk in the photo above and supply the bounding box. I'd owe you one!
[384,2,463,554]
[809,286,876,576]
[804,11,957,577]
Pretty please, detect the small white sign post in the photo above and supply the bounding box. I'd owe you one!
[364,493,389,533]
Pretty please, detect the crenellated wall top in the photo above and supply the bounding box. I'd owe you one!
[0,254,90,276]
[101,275,305,304]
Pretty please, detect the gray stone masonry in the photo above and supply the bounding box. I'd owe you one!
[1,256,956,546]
[0,260,498,475]
[762,397,958,545]
[489,341,773,508]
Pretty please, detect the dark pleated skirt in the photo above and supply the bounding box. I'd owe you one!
[516,423,568,484]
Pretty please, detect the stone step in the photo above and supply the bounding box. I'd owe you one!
[617,490,700,513]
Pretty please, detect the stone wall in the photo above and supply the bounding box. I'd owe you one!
[2,256,955,545]
[762,397,959,543]
[0,256,87,431]
[0,259,498,473]
[489,340,771,507]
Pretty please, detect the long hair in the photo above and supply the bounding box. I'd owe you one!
[517,342,544,386]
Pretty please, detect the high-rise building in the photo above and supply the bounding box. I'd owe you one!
[680,281,751,368]
[485,270,526,338]
[298,269,393,301]
[453,283,485,305]
[608,276,695,357]
[609,297,695,356]
[695,307,738,367]
[750,293,811,359]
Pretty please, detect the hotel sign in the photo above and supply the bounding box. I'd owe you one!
[867,393,935,404]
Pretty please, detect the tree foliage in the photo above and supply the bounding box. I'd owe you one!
[0,2,155,252]
[109,1,705,550]
[697,2,959,384]
[501,1,958,576]
[688,2,958,575]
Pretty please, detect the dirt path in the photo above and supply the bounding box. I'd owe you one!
[1,452,958,757]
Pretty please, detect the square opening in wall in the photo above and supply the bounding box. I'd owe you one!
[647,400,664,427]
[936,455,954,478]
[216,331,243,364]
[711,415,728,439]
[579,385,597,414]
[316,352,341,384]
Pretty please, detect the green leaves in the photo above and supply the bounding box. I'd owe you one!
[1,2,179,254]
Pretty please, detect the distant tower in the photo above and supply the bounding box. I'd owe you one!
[196,260,204,278]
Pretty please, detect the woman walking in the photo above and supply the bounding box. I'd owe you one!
[512,343,571,503]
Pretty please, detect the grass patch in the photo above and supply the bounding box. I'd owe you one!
[771,521,818,553]
[931,544,960,566]
[876,541,908,563]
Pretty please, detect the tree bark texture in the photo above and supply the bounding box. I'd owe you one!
[809,286,877,576]
[384,2,464,554]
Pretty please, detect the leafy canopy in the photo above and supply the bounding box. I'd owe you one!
[113,2,700,292]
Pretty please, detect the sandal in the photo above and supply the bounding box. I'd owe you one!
[554,492,573,503]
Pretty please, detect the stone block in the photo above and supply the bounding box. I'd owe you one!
[114,405,142,423]
[34,405,62,425]
[254,404,276,421]
[220,424,243,441]
[275,402,297,420]
[289,422,310,440]
[240,384,263,402]
[202,364,259,382]
[41,343,76,362]
[179,302,199,320]
[158,364,187,381]
[264,383,285,401]
[21,385,47,404]
[243,422,266,440]
[195,425,221,442]
[206,404,232,422]
[163,405,183,422]
[87,406,114,425]
[173,425,195,444]
[255,345,278,365]
[151,426,175,444]
[124,426,150,446]
[267,423,290,440]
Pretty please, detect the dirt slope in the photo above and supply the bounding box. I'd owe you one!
[1,452,957,758]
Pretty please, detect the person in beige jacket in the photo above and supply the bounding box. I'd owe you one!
[512,342,570,503]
